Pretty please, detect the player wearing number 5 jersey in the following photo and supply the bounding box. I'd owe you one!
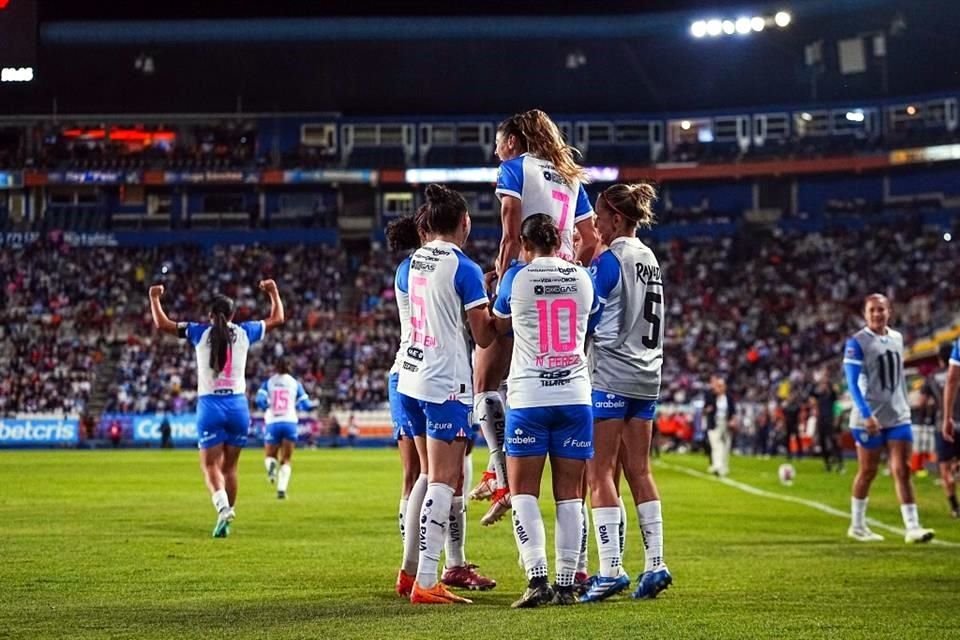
[843,294,935,544]
[256,361,313,499]
[493,214,599,608]
[584,183,672,603]
[397,184,498,605]
[471,109,602,528]
[149,281,284,538]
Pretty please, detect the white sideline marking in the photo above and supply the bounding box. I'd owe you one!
[657,460,960,549]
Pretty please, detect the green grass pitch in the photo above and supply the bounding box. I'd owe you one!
[1,449,957,639]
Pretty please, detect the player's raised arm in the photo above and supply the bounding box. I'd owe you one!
[259,279,285,330]
[495,196,522,279]
[149,284,179,334]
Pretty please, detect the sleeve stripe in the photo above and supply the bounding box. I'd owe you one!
[492,308,511,319]
[597,295,608,304]
[843,358,863,365]
[574,210,595,223]
[260,320,267,336]
[495,188,522,200]
[463,298,488,311]
[950,359,960,367]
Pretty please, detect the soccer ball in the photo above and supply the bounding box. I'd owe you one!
[778,463,796,485]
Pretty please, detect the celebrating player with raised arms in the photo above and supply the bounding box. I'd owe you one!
[471,109,601,527]
[149,280,284,537]
[844,294,935,544]
[397,184,499,604]
[583,183,672,602]
[492,214,599,608]
[256,361,313,499]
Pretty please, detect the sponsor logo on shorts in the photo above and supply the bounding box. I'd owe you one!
[562,437,592,449]
[430,422,454,431]
[508,428,537,445]
[595,393,626,409]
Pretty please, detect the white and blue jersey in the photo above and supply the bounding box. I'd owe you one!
[388,255,424,440]
[494,257,598,460]
[179,320,265,449]
[496,153,593,262]
[396,239,487,442]
[256,373,310,444]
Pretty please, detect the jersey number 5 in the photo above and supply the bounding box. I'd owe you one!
[642,291,662,349]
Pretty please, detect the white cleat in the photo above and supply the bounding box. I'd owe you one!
[847,526,884,542]
[469,471,497,501]
[904,527,935,544]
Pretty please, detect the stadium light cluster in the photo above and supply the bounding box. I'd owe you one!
[691,11,791,38]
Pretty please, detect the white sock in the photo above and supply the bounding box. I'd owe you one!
[212,489,229,515]
[617,495,628,563]
[851,497,868,530]
[277,463,292,493]
[577,501,590,574]
[265,456,278,475]
[416,482,455,588]
[399,497,409,545]
[593,506,622,579]
[512,494,548,580]
[462,453,473,502]
[555,499,583,587]
[445,496,467,569]
[402,474,428,575]
[900,503,920,530]
[637,500,665,572]
[475,391,507,490]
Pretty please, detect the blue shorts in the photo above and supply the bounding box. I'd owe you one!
[265,421,298,445]
[197,394,249,449]
[935,429,960,463]
[404,397,472,443]
[505,404,593,460]
[851,423,913,450]
[592,390,657,421]
[398,392,428,439]
[388,373,414,440]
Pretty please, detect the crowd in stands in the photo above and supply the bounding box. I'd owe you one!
[2,225,958,424]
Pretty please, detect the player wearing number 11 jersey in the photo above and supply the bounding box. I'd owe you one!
[256,361,313,499]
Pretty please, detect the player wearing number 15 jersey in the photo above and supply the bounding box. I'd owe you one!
[256,361,313,499]
[584,183,672,603]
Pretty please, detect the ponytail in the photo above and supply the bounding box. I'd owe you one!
[208,295,236,375]
[498,109,586,186]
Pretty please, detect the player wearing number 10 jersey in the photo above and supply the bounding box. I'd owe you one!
[256,362,313,499]
[584,183,672,603]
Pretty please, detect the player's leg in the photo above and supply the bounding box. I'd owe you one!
[221,444,242,511]
[397,435,421,548]
[472,340,511,504]
[848,430,883,541]
[888,430,935,543]
[707,426,724,474]
[575,469,590,591]
[817,422,832,471]
[442,442,496,592]
[276,436,295,498]
[614,451,627,569]
[398,395,428,596]
[264,440,280,484]
[935,430,960,517]
[200,444,229,529]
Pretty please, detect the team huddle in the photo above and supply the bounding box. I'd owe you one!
[144,108,950,609]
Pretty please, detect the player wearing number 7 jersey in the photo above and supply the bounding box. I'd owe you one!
[149,281,285,538]
[492,214,599,608]
[584,183,671,603]
[256,361,314,499]
[843,294,934,544]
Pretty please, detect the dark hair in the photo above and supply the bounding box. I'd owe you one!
[498,109,586,185]
[385,215,421,252]
[276,360,290,375]
[520,213,561,254]
[208,295,236,375]
[939,342,953,366]
[600,182,658,229]
[417,184,468,236]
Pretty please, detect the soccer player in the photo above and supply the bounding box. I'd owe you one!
[472,108,601,527]
[492,213,598,608]
[936,341,960,517]
[843,294,935,543]
[255,361,313,499]
[397,184,499,604]
[583,183,673,602]
[149,280,284,537]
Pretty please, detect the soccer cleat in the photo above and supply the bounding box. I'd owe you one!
[551,584,577,606]
[511,577,554,609]
[410,581,473,604]
[480,489,511,526]
[579,574,630,603]
[469,471,497,501]
[212,509,234,538]
[951,508,959,519]
[395,570,415,597]
[277,491,286,500]
[904,527,935,544]
[441,564,497,591]
[266,460,278,484]
[633,568,673,599]
[574,571,591,596]
[847,526,884,542]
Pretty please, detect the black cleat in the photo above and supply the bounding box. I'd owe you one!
[551,584,577,606]
[511,577,554,609]
[277,491,286,500]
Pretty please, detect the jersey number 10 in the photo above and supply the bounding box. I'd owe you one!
[536,298,577,353]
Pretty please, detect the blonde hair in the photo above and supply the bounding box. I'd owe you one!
[599,182,658,229]
[498,109,586,185]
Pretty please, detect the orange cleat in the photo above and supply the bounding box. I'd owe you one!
[469,471,498,501]
[395,569,415,597]
[480,488,511,526]
[410,581,474,604]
